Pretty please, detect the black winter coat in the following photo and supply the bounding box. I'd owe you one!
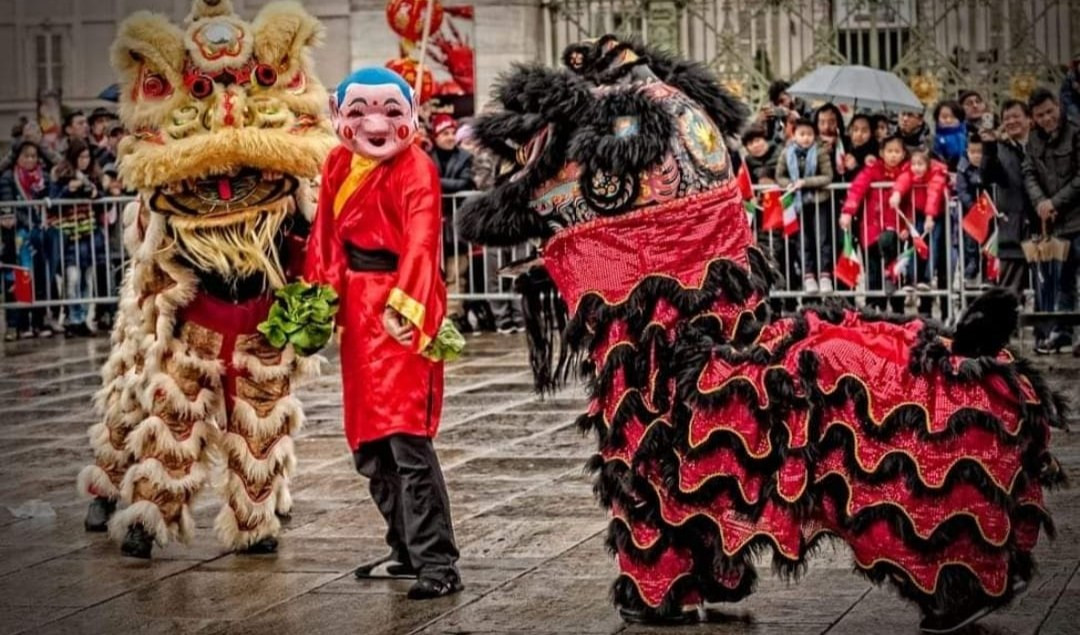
[982,138,1034,259]
[429,147,475,195]
[1024,119,1080,236]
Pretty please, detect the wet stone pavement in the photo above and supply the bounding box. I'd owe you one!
[0,333,1078,635]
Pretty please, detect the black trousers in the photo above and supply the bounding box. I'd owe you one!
[865,231,905,314]
[354,434,460,579]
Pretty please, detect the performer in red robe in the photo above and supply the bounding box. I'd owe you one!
[306,67,463,599]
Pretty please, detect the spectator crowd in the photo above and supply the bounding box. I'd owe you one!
[736,69,1080,356]
[3,58,1079,355]
[0,107,131,340]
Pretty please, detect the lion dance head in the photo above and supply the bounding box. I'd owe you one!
[113,0,335,288]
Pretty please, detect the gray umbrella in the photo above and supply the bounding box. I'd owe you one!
[787,65,923,113]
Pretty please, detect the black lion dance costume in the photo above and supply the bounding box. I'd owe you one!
[459,37,1066,633]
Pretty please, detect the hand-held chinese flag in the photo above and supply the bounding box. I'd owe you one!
[12,267,32,303]
[761,189,784,231]
[736,162,754,200]
[834,230,862,288]
[963,191,996,245]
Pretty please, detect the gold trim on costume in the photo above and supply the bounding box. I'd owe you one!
[334,154,378,218]
[387,287,432,352]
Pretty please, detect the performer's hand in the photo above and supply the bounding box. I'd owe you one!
[923,215,935,234]
[838,213,852,231]
[383,308,414,348]
[888,192,901,210]
[899,229,910,241]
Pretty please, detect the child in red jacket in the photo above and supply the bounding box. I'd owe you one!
[887,148,951,319]
[840,135,909,313]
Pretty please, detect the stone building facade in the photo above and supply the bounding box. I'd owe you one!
[0,0,1074,138]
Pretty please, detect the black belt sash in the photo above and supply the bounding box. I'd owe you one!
[345,243,399,272]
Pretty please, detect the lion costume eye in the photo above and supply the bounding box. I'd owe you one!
[255,64,278,87]
[189,75,214,99]
[141,73,172,99]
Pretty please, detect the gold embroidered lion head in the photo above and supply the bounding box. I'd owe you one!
[112,0,336,286]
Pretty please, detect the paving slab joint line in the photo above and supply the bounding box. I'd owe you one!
[1035,559,1080,634]
[404,525,610,635]
[16,554,227,635]
[821,586,873,633]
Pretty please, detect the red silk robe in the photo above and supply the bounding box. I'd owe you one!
[306,144,447,450]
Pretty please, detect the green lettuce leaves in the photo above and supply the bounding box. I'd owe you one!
[258,282,339,356]
[424,318,466,362]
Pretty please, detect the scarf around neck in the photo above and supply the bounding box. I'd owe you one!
[785,142,818,211]
[15,165,44,201]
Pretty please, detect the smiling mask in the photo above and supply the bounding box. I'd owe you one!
[331,68,416,161]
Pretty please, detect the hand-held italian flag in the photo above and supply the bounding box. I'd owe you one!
[886,245,915,281]
[835,137,847,176]
[983,220,1000,282]
[744,198,759,230]
[834,230,861,288]
[736,163,757,229]
[899,213,930,260]
[963,191,997,245]
[736,162,754,200]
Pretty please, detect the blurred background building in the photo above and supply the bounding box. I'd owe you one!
[0,0,1074,138]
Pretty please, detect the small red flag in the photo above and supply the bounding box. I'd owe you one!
[736,162,754,200]
[12,267,32,304]
[899,214,930,259]
[962,192,996,245]
[912,234,930,260]
[761,189,784,231]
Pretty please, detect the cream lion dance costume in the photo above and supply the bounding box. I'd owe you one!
[76,0,336,557]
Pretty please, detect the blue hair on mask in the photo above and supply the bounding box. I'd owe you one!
[336,68,413,106]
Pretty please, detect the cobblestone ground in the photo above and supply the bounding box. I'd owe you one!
[0,332,1077,635]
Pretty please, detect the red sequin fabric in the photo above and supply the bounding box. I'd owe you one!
[546,184,1061,615]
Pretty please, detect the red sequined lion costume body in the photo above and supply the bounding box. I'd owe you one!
[458,37,1066,633]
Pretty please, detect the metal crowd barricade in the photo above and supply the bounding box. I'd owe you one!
[0,197,132,321]
[0,188,1050,329]
[747,181,961,322]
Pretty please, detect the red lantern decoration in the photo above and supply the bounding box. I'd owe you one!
[385,0,444,42]
[385,57,435,104]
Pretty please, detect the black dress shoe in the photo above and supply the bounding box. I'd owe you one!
[121,524,153,559]
[241,536,278,554]
[407,574,464,600]
[84,497,115,532]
